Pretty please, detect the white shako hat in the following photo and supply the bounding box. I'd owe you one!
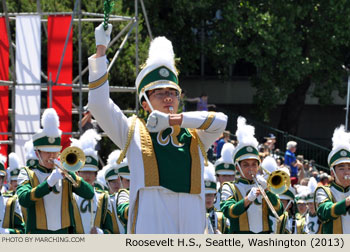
[105,150,123,181]
[233,116,260,166]
[32,108,62,152]
[135,36,181,103]
[328,125,350,168]
[117,156,130,180]
[70,129,101,172]
[295,185,309,204]
[7,152,22,181]
[215,142,235,175]
[204,162,217,194]
[24,140,39,167]
[306,177,318,203]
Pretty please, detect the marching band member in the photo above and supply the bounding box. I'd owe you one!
[17,108,94,234]
[205,162,230,234]
[104,150,125,234]
[88,23,227,233]
[221,117,283,233]
[0,154,24,234]
[214,142,236,210]
[6,153,22,195]
[71,129,114,234]
[315,125,350,233]
[305,177,321,233]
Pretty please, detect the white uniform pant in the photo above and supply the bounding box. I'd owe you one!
[134,187,205,234]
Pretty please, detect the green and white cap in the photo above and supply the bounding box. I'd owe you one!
[117,157,130,180]
[24,140,39,167]
[295,185,308,204]
[7,152,22,181]
[70,129,101,172]
[0,154,7,177]
[32,108,62,152]
[105,150,122,181]
[135,37,181,103]
[215,143,235,175]
[328,125,350,168]
[233,116,260,165]
[204,162,217,194]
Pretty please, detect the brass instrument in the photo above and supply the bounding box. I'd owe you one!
[52,146,86,187]
[253,176,281,222]
[264,169,291,195]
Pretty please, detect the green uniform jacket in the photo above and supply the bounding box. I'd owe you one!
[17,166,94,234]
[1,194,25,234]
[315,184,350,234]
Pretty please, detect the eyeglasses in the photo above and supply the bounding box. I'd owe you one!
[149,90,179,99]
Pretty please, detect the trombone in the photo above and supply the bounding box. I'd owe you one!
[51,146,86,187]
[252,175,281,222]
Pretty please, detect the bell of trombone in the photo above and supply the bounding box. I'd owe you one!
[267,169,291,195]
[261,156,290,195]
[60,146,86,172]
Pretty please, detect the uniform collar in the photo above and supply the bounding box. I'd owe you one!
[238,177,255,185]
[36,164,53,173]
[331,181,350,193]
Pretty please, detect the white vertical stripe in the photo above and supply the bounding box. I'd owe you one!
[15,16,41,164]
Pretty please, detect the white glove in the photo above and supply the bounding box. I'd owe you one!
[146,110,170,132]
[256,174,268,190]
[0,228,10,234]
[47,167,63,187]
[247,187,258,202]
[96,227,103,234]
[95,22,112,47]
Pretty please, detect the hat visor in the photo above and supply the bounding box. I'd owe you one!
[205,188,217,194]
[36,146,62,152]
[332,158,350,167]
[120,174,130,180]
[237,154,260,163]
[106,175,119,181]
[278,195,293,201]
[297,199,307,204]
[139,82,181,101]
[216,170,235,175]
[79,165,99,172]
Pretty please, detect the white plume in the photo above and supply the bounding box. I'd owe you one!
[331,125,350,151]
[24,140,38,161]
[261,156,278,174]
[107,150,122,169]
[235,116,259,148]
[8,152,21,171]
[204,162,216,183]
[146,37,177,74]
[220,143,235,164]
[96,166,108,189]
[41,108,61,138]
[307,177,318,194]
[80,129,101,159]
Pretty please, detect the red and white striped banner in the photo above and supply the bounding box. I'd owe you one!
[47,15,73,151]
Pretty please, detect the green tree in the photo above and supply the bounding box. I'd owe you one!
[211,0,350,134]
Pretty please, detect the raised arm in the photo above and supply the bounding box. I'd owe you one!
[88,23,129,149]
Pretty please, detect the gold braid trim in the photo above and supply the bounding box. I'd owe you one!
[117,115,137,164]
[195,131,208,166]
[88,72,109,89]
